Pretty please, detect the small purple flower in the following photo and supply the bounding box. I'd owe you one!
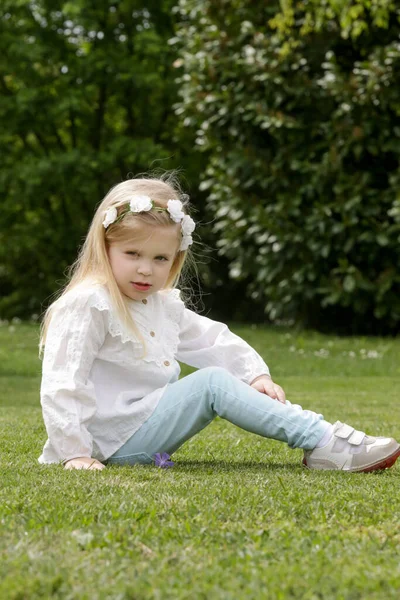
[153,452,174,468]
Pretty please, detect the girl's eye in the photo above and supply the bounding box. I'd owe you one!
[126,251,139,257]
[155,256,168,262]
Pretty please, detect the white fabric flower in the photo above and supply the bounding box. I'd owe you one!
[180,235,193,251]
[167,199,185,223]
[181,215,196,235]
[129,195,153,213]
[102,207,118,228]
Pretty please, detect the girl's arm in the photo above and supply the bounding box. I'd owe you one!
[40,294,107,467]
[176,307,273,386]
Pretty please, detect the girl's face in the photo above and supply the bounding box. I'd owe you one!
[108,224,180,302]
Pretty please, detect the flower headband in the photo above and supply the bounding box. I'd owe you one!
[102,195,195,251]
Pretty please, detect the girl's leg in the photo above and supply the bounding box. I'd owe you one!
[106,367,329,465]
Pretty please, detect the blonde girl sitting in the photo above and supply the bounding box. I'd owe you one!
[39,174,400,472]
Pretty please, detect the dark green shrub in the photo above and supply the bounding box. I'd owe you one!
[173,0,400,333]
[0,0,193,318]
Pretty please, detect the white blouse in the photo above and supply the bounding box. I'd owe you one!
[39,283,270,464]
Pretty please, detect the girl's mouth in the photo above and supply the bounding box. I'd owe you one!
[132,282,152,291]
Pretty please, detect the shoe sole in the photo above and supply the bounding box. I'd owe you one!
[360,446,400,473]
[303,446,400,472]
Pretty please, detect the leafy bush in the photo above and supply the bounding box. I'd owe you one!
[173,0,400,333]
[0,0,192,318]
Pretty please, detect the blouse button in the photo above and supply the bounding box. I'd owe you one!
[150,331,155,337]
[164,360,170,367]
[142,299,147,305]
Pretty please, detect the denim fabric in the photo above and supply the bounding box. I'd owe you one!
[106,367,329,465]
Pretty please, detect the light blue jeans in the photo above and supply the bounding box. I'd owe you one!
[106,367,330,465]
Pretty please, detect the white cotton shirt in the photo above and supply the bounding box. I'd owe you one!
[39,283,270,464]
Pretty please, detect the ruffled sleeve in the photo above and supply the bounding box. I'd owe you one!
[164,290,270,383]
[40,286,108,463]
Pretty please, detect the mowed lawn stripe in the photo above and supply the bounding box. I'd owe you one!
[0,323,399,599]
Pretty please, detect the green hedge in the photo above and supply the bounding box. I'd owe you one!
[173,0,400,333]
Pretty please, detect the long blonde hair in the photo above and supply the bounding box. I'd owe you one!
[39,173,192,355]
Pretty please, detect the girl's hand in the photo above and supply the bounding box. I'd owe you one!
[250,375,286,404]
[64,457,105,470]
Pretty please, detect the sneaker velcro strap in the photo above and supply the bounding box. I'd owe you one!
[334,423,354,439]
[348,429,365,445]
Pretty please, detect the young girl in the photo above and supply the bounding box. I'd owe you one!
[39,174,400,473]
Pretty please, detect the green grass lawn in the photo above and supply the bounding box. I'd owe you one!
[1,322,399,599]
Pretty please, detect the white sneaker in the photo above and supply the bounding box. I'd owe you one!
[303,421,400,472]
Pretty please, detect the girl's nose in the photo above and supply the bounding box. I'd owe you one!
[137,261,152,276]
